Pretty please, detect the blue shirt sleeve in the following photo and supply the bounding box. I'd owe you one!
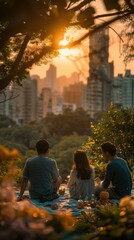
[51,160,60,181]
[23,160,29,179]
[102,163,113,189]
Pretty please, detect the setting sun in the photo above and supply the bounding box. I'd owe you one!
[59,39,80,57]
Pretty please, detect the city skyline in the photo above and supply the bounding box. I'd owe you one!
[30,23,134,81]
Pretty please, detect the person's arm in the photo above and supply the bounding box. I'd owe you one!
[17,160,29,201]
[17,178,28,201]
[88,167,95,199]
[102,164,112,189]
[68,170,77,198]
[51,160,61,184]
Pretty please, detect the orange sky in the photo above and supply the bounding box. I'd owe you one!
[30,28,134,81]
[30,1,134,81]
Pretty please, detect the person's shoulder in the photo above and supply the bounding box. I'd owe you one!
[112,157,125,164]
[117,157,125,162]
[108,157,124,167]
[117,157,128,166]
[26,156,38,162]
[107,161,114,168]
[70,169,77,176]
[46,157,57,165]
[90,165,94,170]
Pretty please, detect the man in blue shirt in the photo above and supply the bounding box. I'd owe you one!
[17,139,61,201]
[95,142,132,200]
[100,142,132,199]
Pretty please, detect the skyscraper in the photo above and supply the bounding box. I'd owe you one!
[63,81,86,108]
[37,87,52,121]
[10,75,37,124]
[87,29,114,117]
[112,70,134,109]
[122,70,134,108]
[44,64,57,92]
[112,74,123,107]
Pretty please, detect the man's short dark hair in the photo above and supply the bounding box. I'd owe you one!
[101,142,116,156]
[36,139,49,154]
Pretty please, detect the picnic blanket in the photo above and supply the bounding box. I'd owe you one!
[30,193,87,217]
[17,188,134,217]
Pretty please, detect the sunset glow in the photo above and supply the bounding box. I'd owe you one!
[59,39,80,57]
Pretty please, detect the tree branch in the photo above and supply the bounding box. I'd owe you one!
[0,34,31,90]
[67,10,132,48]
[0,6,133,91]
[125,0,134,10]
[94,9,130,19]
[70,9,130,26]
[0,45,53,91]
[69,0,92,12]
[11,34,31,70]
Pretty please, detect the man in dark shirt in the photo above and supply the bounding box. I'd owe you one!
[101,142,132,199]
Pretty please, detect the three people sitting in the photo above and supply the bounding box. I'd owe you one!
[18,140,132,202]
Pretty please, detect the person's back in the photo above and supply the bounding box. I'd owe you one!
[101,142,132,199]
[68,150,95,200]
[17,139,61,201]
[68,167,95,200]
[24,156,60,199]
[107,157,132,197]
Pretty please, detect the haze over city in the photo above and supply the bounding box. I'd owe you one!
[30,27,133,91]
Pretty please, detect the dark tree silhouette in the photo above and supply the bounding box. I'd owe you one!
[0,0,133,90]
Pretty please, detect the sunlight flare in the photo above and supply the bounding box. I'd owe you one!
[59,39,80,57]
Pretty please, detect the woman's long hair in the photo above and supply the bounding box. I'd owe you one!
[73,150,92,180]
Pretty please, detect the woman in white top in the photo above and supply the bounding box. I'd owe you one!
[68,150,95,200]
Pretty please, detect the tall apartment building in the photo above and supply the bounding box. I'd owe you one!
[122,70,134,108]
[112,74,123,107]
[87,29,114,117]
[44,64,57,92]
[0,89,11,116]
[8,76,38,124]
[0,85,23,120]
[112,70,134,109]
[52,91,63,115]
[37,88,52,121]
[63,81,86,108]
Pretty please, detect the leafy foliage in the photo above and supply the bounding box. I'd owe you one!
[0,175,76,240]
[0,145,22,184]
[0,0,134,90]
[75,196,134,239]
[41,108,91,136]
[103,0,121,11]
[50,134,88,180]
[0,115,16,128]
[0,109,90,183]
[84,106,134,178]
[1,163,134,240]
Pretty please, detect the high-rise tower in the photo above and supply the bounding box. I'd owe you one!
[44,64,57,92]
[87,28,114,117]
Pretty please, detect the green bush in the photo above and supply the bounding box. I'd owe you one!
[84,106,134,177]
[49,134,88,181]
[0,145,22,185]
[75,196,134,240]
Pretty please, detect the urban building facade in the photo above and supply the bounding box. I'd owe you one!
[37,88,52,121]
[112,70,134,109]
[44,64,57,92]
[0,75,38,124]
[87,28,114,117]
[112,74,123,107]
[63,81,86,108]
[122,70,134,108]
